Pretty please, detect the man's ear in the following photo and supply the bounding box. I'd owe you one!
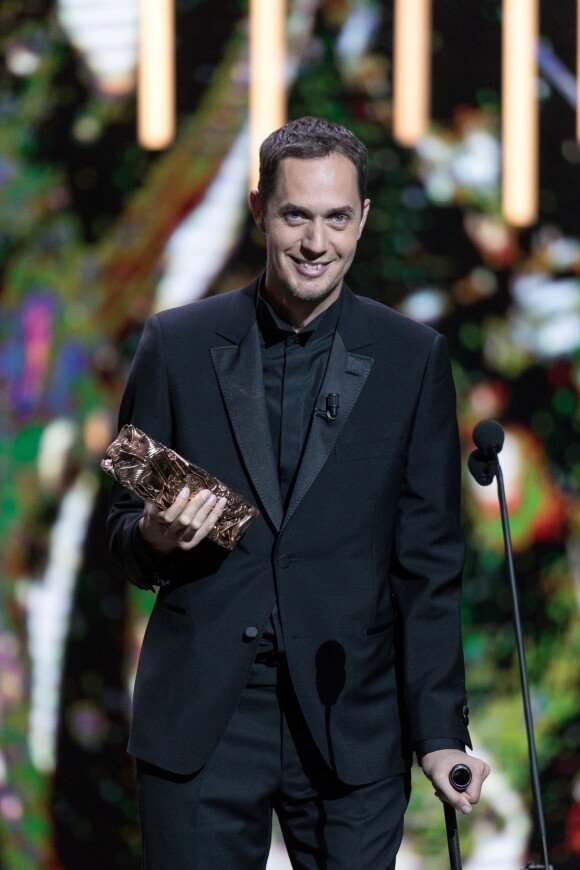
[249,189,266,232]
[357,198,371,240]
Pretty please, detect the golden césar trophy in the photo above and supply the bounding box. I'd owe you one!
[101,424,259,551]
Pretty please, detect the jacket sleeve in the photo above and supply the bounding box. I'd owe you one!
[106,315,182,590]
[389,333,471,749]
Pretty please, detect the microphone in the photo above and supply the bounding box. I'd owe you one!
[472,419,505,458]
[467,419,553,869]
[314,393,339,422]
[467,450,496,486]
[326,393,339,420]
[468,420,505,486]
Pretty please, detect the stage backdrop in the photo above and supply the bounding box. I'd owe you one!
[0,1,578,868]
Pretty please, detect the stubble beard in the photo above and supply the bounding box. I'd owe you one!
[280,271,342,311]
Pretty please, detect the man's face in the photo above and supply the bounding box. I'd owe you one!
[250,154,370,325]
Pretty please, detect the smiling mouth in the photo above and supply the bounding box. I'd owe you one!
[293,260,328,275]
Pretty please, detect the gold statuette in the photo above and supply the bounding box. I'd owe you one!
[102,424,259,550]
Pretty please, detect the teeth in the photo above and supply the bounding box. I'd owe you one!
[301,262,323,272]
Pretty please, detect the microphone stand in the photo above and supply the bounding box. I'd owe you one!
[469,448,552,870]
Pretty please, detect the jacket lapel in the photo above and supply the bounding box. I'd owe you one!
[210,285,283,530]
[281,290,374,531]
[210,283,374,534]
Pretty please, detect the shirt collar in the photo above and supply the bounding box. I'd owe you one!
[256,277,342,347]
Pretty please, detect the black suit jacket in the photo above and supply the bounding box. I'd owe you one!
[107,279,471,783]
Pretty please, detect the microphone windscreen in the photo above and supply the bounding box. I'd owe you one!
[467,449,495,486]
[473,419,505,458]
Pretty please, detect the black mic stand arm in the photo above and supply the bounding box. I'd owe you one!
[487,457,552,870]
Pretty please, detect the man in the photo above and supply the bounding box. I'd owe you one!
[108,116,489,868]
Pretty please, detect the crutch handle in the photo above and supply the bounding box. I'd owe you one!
[449,763,472,792]
[444,763,472,869]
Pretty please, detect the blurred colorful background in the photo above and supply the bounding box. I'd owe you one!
[0,1,578,868]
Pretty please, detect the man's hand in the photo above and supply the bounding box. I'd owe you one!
[420,749,490,815]
[138,487,227,554]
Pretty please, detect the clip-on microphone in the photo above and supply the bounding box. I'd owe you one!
[314,393,339,422]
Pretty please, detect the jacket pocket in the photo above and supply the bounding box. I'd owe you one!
[363,620,394,637]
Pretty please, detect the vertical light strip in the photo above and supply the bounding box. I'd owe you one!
[502,0,539,226]
[138,0,175,149]
[392,0,432,146]
[249,0,287,187]
[577,0,580,141]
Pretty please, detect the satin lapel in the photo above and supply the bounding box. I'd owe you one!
[281,331,373,532]
[211,325,283,531]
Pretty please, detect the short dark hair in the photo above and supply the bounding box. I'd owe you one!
[257,116,368,206]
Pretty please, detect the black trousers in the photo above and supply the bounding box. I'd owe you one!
[137,665,410,869]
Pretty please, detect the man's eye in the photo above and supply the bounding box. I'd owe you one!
[332,214,348,225]
[285,212,304,222]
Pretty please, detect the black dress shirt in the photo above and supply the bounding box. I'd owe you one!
[258,291,341,507]
[247,288,341,685]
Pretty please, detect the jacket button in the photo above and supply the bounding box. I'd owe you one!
[277,554,291,568]
[243,626,259,640]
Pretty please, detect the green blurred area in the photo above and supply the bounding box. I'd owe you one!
[0,1,578,868]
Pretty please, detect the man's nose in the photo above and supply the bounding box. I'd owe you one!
[301,219,327,255]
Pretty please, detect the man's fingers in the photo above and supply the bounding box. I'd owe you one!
[142,488,228,551]
[430,759,491,816]
[464,762,491,803]
[436,784,473,814]
[441,762,490,813]
[180,490,217,528]
[161,486,193,523]
[460,761,490,797]
[434,788,467,812]
[422,751,489,817]
[164,488,214,529]
[172,490,216,541]
[177,496,228,550]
